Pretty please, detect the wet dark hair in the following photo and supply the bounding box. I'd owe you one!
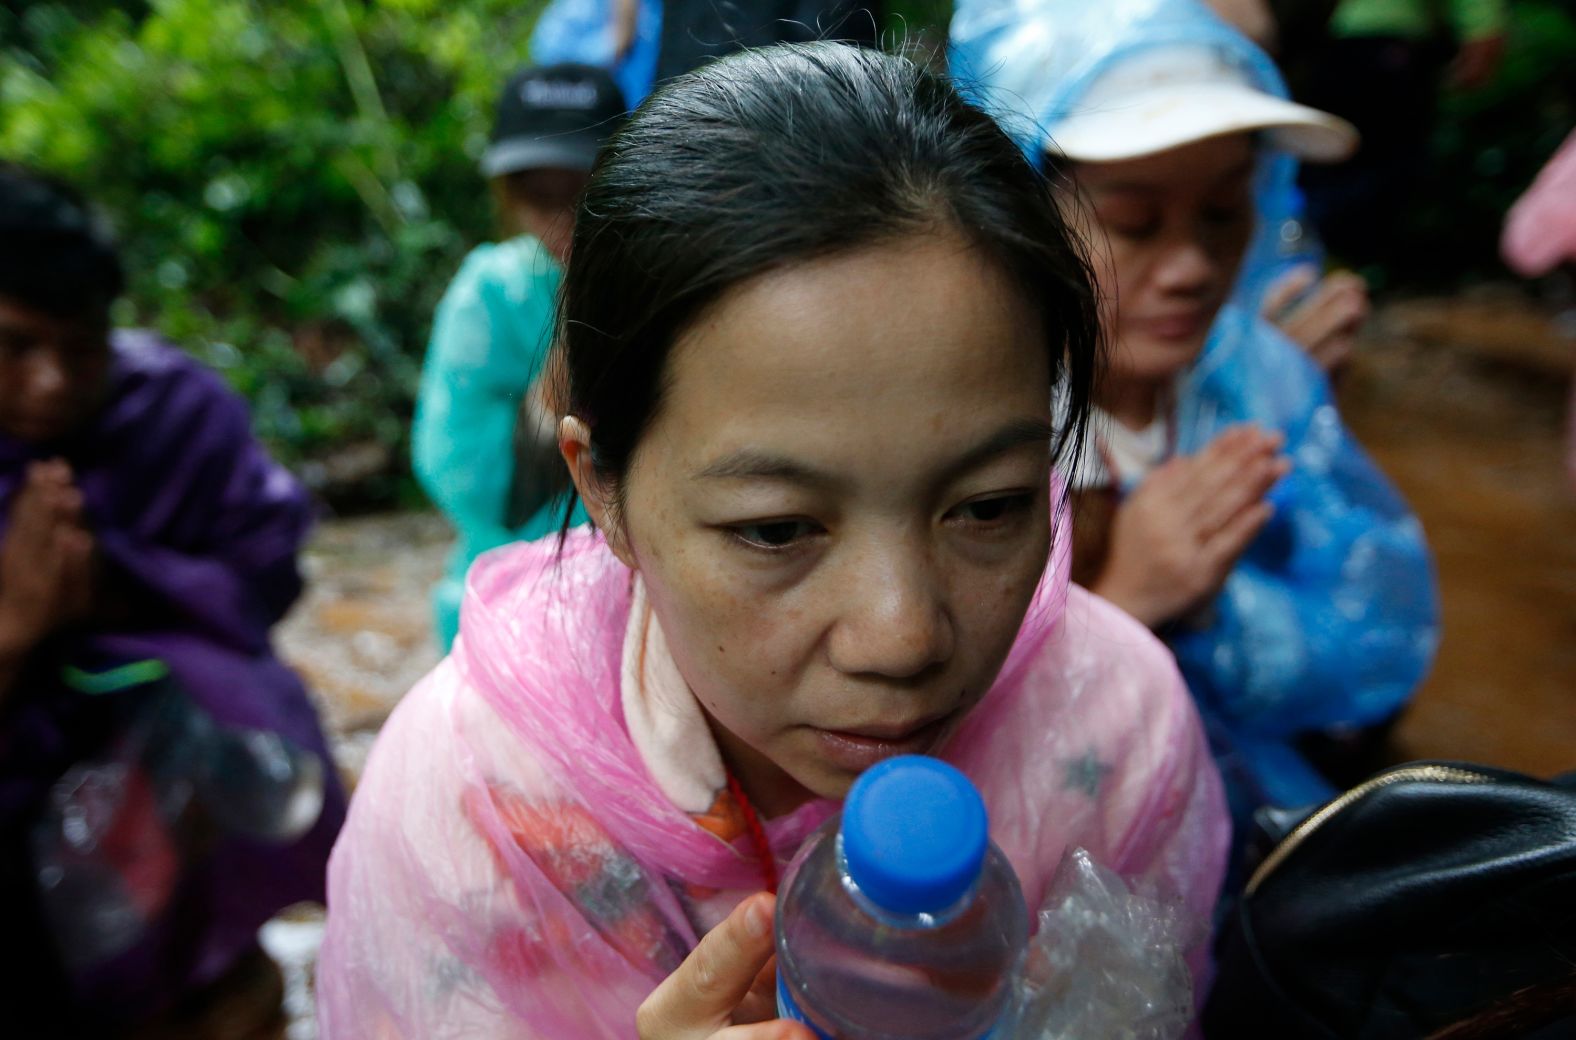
[557,41,1101,532]
[0,164,124,318]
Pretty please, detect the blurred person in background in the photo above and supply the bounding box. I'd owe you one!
[1209,0,1372,377]
[0,165,344,1036]
[530,0,885,106]
[529,0,664,105]
[1206,0,1344,75]
[1298,0,1509,265]
[953,0,1438,864]
[412,63,626,651]
[1501,126,1576,489]
[649,0,883,81]
[1208,0,1283,47]
[1502,126,1576,284]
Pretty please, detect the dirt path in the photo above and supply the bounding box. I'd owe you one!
[1343,291,1575,775]
[276,512,448,786]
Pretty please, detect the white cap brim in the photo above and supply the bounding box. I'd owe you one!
[1047,82,1358,164]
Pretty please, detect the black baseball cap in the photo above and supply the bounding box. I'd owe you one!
[481,63,628,177]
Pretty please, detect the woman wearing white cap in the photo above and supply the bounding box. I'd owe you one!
[952,0,1438,841]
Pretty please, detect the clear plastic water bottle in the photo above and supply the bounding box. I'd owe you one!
[775,755,1028,1039]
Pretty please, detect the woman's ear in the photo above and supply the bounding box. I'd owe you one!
[559,415,636,567]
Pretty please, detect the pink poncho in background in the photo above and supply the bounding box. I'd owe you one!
[317,512,1228,1037]
[1500,127,1576,489]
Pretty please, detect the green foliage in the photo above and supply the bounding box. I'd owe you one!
[2,0,549,507]
[885,0,953,34]
[0,0,954,509]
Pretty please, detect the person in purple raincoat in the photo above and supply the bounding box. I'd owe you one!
[0,165,344,1035]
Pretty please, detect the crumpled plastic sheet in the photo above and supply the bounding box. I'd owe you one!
[32,680,328,973]
[1009,848,1196,1040]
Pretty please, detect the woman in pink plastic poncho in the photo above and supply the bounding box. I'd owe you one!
[319,43,1229,1038]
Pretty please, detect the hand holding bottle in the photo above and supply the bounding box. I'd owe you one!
[638,893,814,1040]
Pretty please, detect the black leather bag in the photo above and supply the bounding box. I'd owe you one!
[1204,761,1576,1039]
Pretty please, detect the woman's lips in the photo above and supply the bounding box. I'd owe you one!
[811,713,954,773]
[1137,310,1211,342]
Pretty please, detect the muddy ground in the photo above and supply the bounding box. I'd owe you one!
[1343,290,1574,774]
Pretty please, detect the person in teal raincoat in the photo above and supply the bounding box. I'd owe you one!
[413,64,626,649]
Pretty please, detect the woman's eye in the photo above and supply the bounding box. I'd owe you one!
[1107,218,1159,241]
[729,519,819,551]
[1096,201,1160,241]
[950,493,1033,525]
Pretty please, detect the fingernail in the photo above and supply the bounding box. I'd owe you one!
[747,897,772,939]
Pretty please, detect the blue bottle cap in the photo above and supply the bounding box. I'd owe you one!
[841,755,988,916]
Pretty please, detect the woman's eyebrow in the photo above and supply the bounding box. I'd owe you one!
[693,418,1055,489]
[694,451,839,490]
[936,418,1057,485]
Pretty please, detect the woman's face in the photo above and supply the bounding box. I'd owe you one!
[601,232,1054,809]
[1076,134,1256,387]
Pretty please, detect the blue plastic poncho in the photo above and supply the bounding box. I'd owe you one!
[951,0,1439,812]
[951,0,1303,310]
[531,0,662,107]
[413,236,589,650]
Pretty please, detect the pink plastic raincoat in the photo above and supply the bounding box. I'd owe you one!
[318,517,1228,1037]
[1501,128,1576,279]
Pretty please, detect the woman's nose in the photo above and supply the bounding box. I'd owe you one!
[1152,235,1219,296]
[825,542,955,680]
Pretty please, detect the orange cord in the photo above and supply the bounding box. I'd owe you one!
[726,771,779,894]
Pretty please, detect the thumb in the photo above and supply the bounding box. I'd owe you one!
[638,893,780,1039]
